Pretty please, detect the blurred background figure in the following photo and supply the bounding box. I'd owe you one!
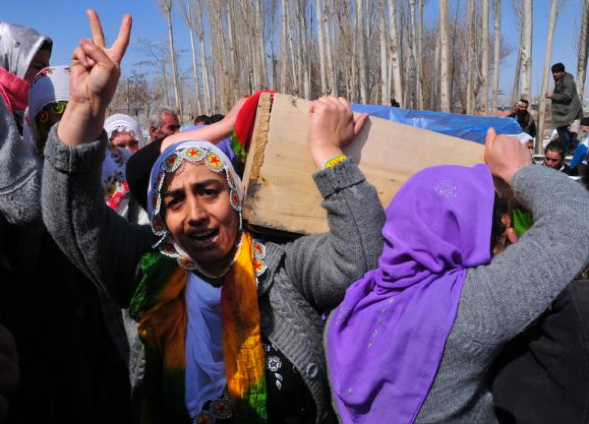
[542,140,572,175]
[148,106,180,142]
[0,21,52,423]
[104,113,145,154]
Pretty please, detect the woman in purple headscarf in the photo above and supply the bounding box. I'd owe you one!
[326,130,589,423]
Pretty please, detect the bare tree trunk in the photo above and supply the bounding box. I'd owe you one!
[178,0,202,114]
[432,28,441,110]
[407,0,418,109]
[297,0,311,98]
[440,0,451,112]
[512,31,523,103]
[316,0,328,94]
[537,0,559,154]
[465,0,475,114]
[356,0,368,103]
[576,0,589,100]
[285,2,298,94]
[388,0,403,106]
[195,0,211,113]
[206,0,228,111]
[491,0,501,112]
[379,0,388,104]
[520,0,533,101]
[156,0,183,119]
[254,0,267,89]
[481,0,490,112]
[416,0,424,109]
[324,0,336,94]
[279,0,288,92]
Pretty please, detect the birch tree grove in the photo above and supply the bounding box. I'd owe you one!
[119,0,589,123]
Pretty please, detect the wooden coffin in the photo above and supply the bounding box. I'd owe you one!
[242,93,484,235]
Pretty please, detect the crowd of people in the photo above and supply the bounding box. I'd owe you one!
[1,10,588,424]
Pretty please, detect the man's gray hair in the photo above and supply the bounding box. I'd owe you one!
[149,106,178,128]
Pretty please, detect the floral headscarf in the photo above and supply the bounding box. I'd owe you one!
[147,140,244,270]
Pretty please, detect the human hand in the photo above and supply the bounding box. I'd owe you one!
[308,96,368,169]
[484,128,531,186]
[492,226,519,256]
[545,92,552,99]
[58,10,132,146]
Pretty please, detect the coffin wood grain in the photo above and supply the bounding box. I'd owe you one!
[242,93,484,235]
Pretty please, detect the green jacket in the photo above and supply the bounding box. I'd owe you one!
[551,72,583,128]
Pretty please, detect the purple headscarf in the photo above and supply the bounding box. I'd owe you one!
[326,164,494,424]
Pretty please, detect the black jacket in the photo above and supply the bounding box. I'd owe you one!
[492,280,589,424]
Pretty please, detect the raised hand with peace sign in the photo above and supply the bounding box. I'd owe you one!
[58,10,132,147]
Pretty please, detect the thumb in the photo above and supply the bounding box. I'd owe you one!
[484,127,497,163]
[353,113,369,135]
[80,39,117,72]
[505,227,519,244]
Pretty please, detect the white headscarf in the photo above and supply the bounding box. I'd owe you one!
[0,21,50,78]
[104,113,146,149]
[23,66,132,218]
[27,65,70,121]
[23,66,70,159]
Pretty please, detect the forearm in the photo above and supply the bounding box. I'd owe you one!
[463,165,589,343]
[162,120,233,150]
[42,125,154,305]
[286,159,385,310]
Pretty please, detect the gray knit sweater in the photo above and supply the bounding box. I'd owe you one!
[41,128,385,423]
[0,96,40,224]
[414,165,589,423]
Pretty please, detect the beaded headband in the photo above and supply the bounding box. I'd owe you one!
[147,140,244,271]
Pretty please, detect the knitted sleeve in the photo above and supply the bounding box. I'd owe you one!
[0,96,41,224]
[42,125,156,306]
[283,158,385,311]
[461,165,589,345]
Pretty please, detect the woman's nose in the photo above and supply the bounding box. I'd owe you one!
[186,195,208,224]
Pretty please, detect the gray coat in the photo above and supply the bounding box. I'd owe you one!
[551,72,583,128]
[0,94,40,224]
[41,127,385,423]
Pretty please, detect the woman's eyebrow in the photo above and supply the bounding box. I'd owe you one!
[163,179,224,197]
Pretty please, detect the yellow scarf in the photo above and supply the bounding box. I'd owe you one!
[135,232,267,423]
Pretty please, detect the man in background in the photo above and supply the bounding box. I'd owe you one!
[509,99,536,138]
[148,106,180,142]
[546,63,583,152]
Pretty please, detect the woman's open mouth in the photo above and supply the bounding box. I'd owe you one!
[188,228,220,246]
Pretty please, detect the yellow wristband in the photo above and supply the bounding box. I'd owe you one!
[324,154,347,169]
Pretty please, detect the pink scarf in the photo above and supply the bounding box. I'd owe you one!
[0,67,29,115]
